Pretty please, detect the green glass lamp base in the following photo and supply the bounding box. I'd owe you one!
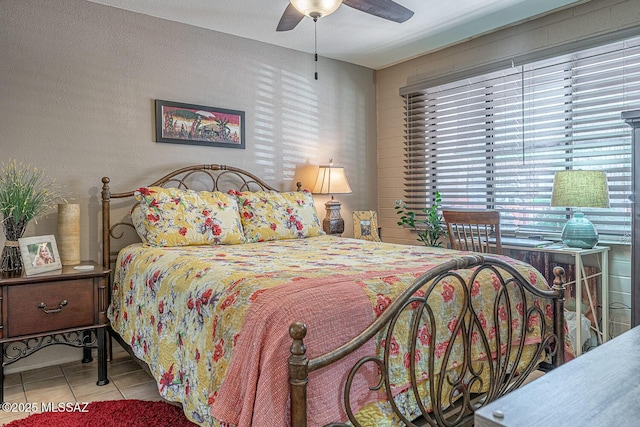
[561,212,598,249]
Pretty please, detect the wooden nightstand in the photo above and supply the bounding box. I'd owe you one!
[0,260,110,402]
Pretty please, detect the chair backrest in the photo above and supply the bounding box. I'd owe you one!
[443,209,502,254]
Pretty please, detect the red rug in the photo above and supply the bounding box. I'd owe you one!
[5,399,198,426]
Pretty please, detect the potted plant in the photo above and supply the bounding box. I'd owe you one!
[0,160,60,273]
[395,192,446,247]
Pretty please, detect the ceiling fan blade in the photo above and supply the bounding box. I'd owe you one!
[277,3,305,31]
[342,0,414,23]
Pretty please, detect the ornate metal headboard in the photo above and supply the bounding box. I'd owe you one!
[100,164,296,269]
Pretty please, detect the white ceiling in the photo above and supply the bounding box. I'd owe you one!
[86,0,587,69]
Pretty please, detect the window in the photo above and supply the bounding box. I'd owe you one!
[402,35,640,241]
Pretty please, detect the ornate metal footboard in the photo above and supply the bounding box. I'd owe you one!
[289,255,566,427]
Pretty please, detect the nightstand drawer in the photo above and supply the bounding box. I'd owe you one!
[6,279,94,337]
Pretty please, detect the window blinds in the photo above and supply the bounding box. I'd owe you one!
[403,35,640,240]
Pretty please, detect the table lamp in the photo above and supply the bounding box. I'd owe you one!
[550,170,610,249]
[312,160,352,235]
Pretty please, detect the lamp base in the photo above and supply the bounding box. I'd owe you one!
[561,212,598,249]
[323,199,344,235]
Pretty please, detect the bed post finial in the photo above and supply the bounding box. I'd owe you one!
[101,177,112,270]
[552,266,565,291]
[552,266,566,367]
[289,322,308,427]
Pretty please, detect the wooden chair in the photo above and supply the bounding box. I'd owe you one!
[443,209,502,254]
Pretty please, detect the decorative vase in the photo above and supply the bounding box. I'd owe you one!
[57,203,80,265]
[1,216,28,273]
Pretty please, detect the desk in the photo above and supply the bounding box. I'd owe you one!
[502,244,609,356]
[475,326,640,427]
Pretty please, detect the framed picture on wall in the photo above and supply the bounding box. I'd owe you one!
[155,100,245,149]
[18,235,62,275]
[353,211,381,242]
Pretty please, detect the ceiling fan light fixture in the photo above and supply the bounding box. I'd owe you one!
[290,0,342,19]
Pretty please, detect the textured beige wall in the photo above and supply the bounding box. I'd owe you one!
[0,0,377,371]
[376,0,639,336]
[0,0,378,250]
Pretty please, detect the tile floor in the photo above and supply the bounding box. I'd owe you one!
[0,343,161,425]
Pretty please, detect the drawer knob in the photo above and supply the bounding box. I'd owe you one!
[38,300,68,314]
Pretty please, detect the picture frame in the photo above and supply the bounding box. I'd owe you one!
[353,211,381,242]
[155,99,245,149]
[18,235,62,275]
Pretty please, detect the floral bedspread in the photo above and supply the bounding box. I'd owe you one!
[108,235,553,426]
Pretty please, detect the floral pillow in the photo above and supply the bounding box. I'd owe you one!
[130,204,148,243]
[233,190,324,242]
[134,187,245,246]
[280,190,324,235]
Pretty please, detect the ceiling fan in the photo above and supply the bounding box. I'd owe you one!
[277,0,414,32]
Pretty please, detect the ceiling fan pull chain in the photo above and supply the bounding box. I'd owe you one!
[314,17,318,80]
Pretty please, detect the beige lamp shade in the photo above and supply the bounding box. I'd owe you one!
[290,0,342,18]
[550,170,610,208]
[312,163,352,196]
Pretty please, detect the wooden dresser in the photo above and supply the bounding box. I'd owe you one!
[475,326,640,426]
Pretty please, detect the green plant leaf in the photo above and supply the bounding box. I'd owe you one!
[0,160,61,225]
[394,195,446,247]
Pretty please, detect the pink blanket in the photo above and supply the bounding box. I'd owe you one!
[210,274,381,427]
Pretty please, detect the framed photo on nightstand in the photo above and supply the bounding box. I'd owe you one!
[18,234,62,275]
[353,211,381,242]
